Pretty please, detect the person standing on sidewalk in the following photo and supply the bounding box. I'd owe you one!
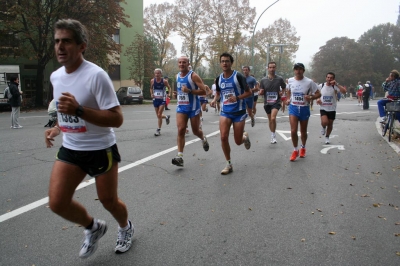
[286,63,320,161]
[150,69,171,136]
[171,56,209,167]
[210,52,252,175]
[9,76,23,129]
[44,19,133,259]
[317,72,347,144]
[259,62,286,144]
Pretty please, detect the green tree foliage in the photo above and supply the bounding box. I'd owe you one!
[1,0,130,106]
[358,23,400,84]
[310,37,373,86]
[124,34,157,88]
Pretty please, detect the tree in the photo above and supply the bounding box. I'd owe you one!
[124,34,157,87]
[173,0,209,71]
[144,2,176,68]
[310,37,373,86]
[1,0,130,106]
[358,23,400,84]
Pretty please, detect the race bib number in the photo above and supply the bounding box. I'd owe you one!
[177,92,189,105]
[154,91,163,99]
[222,89,235,105]
[292,92,306,106]
[322,96,333,106]
[266,92,278,104]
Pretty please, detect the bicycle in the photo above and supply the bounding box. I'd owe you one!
[381,98,400,142]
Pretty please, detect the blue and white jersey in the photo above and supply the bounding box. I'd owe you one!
[153,78,166,101]
[217,70,247,113]
[176,70,200,112]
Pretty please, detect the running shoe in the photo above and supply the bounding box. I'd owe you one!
[299,147,306,158]
[79,219,108,259]
[206,107,208,112]
[325,137,330,144]
[172,156,184,167]
[115,220,134,254]
[251,117,255,127]
[220,164,233,175]
[243,132,251,150]
[201,117,203,122]
[154,129,161,136]
[203,136,209,152]
[379,117,387,123]
[165,115,170,125]
[271,136,277,144]
[321,127,326,135]
[290,150,299,161]
[13,125,23,129]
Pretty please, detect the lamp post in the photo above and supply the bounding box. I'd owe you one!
[251,0,280,72]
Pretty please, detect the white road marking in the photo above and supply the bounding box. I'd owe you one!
[320,145,345,154]
[0,130,221,223]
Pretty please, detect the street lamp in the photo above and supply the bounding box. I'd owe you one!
[251,0,280,72]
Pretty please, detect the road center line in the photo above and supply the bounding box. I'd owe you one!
[0,130,221,223]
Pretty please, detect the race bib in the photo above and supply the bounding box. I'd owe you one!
[322,96,333,106]
[222,89,235,105]
[154,91,163,99]
[177,92,189,105]
[56,102,87,133]
[266,92,278,104]
[292,92,306,106]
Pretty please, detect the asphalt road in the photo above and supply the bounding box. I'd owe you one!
[0,98,399,265]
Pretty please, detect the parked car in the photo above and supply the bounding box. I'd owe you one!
[116,86,143,105]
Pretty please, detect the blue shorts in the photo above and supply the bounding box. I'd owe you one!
[220,111,248,123]
[176,106,201,118]
[245,97,253,109]
[288,105,310,121]
[153,99,165,108]
[200,99,208,104]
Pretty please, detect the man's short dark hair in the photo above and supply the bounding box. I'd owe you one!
[268,61,276,67]
[390,70,399,79]
[293,63,305,70]
[10,76,18,82]
[326,72,335,79]
[220,52,234,63]
[242,66,250,71]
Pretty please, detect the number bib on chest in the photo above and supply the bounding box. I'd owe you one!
[154,91,164,99]
[56,101,87,133]
[266,92,278,104]
[222,89,235,105]
[292,92,306,106]
[322,96,333,106]
[177,92,189,105]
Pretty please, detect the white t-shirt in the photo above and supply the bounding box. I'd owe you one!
[318,83,339,112]
[51,60,120,150]
[287,77,318,106]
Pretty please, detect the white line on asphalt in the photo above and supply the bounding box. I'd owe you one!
[0,130,221,223]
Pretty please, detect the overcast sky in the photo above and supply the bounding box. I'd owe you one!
[144,0,399,66]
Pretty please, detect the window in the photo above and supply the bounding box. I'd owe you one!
[108,65,120,80]
[112,29,120,44]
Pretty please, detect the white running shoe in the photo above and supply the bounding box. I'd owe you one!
[165,115,170,125]
[79,219,108,259]
[221,164,233,175]
[154,129,161,136]
[115,220,134,254]
[243,132,251,150]
[271,136,277,144]
[321,127,326,135]
[379,117,387,123]
[325,137,330,144]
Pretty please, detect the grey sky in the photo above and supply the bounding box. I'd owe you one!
[144,0,399,66]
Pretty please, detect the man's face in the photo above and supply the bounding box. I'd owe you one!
[294,67,305,77]
[54,29,85,68]
[220,56,232,71]
[268,64,276,75]
[15,78,19,84]
[178,57,190,72]
[242,67,250,76]
[389,73,395,81]
[154,70,162,79]
[326,74,334,83]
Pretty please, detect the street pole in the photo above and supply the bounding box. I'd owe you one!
[251,0,280,72]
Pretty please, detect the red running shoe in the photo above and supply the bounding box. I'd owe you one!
[299,147,306,158]
[290,150,299,161]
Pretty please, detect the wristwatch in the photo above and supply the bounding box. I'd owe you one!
[75,105,84,117]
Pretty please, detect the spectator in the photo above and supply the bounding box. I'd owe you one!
[9,75,23,129]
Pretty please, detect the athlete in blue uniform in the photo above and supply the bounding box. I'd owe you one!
[199,85,212,128]
[150,68,171,136]
[210,53,252,175]
[242,66,258,127]
[172,56,209,167]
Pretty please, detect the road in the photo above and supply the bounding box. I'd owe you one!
[0,98,399,265]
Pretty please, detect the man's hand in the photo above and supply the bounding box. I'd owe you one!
[58,92,79,115]
[45,127,60,148]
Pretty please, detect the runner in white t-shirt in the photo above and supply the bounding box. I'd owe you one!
[286,63,320,161]
[44,19,133,259]
[316,72,347,144]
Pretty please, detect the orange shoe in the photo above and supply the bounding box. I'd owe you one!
[299,147,306,158]
[290,150,299,161]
